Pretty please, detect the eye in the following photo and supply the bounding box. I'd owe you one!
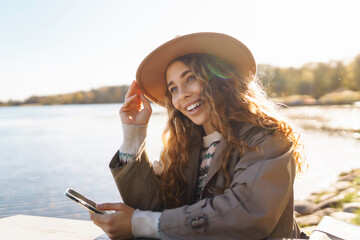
[187,75,196,83]
[169,86,178,94]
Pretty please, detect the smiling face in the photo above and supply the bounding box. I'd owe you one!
[166,60,214,135]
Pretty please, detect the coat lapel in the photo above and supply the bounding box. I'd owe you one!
[203,136,226,190]
[202,122,254,190]
[186,135,202,204]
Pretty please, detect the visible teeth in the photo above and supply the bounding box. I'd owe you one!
[186,102,201,111]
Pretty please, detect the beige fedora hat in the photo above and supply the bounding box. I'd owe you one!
[136,32,256,107]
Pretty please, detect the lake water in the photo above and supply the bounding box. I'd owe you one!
[0,104,359,220]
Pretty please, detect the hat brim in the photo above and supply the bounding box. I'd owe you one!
[136,32,256,107]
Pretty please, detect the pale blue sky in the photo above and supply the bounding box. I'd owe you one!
[1,0,360,101]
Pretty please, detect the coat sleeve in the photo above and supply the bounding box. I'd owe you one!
[159,132,296,240]
[109,150,163,211]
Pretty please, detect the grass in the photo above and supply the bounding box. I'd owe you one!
[351,209,360,225]
[353,176,360,186]
[314,192,332,204]
[344,192,358,204]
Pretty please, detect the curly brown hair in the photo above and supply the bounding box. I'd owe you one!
[158,53,306,209]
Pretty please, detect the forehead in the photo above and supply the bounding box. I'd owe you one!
[166,61,190,83]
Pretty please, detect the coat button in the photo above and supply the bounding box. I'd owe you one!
[190,215,208,229]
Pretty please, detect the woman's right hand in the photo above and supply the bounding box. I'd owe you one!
[89,202,135,240]
[120,81,152,125]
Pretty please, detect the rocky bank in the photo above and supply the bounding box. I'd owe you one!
[295,168,360,235]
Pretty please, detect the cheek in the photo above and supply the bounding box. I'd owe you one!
[195,82,204,94]
[172,97,180,110]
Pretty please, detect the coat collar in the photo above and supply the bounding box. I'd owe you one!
[185,122,255,203]
[203,122,254,191]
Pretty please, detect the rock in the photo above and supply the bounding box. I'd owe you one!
[296,214,322,227]
[313,208,338,218]
[295,169,360,229]
[340,187,358,194]
[296,208,338,226]
[340,189,360,204]
[301,225,317,236]
[316,194,345,209]
[316,192,337,203]
[338,173,357,182]
[294,199,319,216]
[296,208,339,228]
[294,211,301,218]
[307,193,321,203]
[332,181,353,192]
[330,211,357,223]
[343,202,360,213]
[338,169,360,178]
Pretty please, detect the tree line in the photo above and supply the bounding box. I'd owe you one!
[258,54,360,99]
[0,86,129,106]
[1,54,360,106]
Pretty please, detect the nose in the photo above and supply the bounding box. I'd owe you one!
[177,85,191,101]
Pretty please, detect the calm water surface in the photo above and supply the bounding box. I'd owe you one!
[0,104,359,220]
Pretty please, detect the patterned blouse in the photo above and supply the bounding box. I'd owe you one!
[195,131,222,200]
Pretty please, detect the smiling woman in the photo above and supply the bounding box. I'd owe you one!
[166,60,211,133]
[89,32,307,240]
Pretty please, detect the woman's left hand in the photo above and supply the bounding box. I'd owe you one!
[89,202,135,240]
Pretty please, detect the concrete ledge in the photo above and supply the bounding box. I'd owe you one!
[309,216,360,239]
[0,214,109,240]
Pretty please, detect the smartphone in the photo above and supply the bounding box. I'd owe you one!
[64,188,107,214]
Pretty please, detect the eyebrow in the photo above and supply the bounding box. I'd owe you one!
[167,70,191,88]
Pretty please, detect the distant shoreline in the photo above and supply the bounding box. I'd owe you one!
[1,86,360,108]
[1,100,359,108]
[0,85,129,107]
[1,96,359,108]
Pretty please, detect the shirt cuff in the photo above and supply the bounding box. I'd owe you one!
[131,209,161,239]
[119,124,147,163]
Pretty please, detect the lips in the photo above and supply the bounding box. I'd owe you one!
[185,101,202,112]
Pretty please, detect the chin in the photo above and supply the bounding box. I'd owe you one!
[191,119,206,126]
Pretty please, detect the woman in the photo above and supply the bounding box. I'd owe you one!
[90,32,306,239]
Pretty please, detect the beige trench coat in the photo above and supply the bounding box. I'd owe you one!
[109,123,303,239]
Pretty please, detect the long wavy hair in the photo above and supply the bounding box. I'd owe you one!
[158,53,306,209]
